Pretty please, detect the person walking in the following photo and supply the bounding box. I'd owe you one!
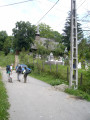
[10,64,13,74]
[16,65,22,82]
[6,65,12,82]
[23,67,28,83]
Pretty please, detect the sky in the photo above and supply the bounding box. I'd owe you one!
[0,0,90,36]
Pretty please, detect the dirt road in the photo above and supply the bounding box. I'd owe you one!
[2,70,90,120]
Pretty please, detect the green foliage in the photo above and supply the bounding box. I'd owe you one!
[78,38,90,63]
[54,43,65,56]
[65,88,90,101]
[63,11,84,51]
[12,21,36,51]
[0,31,8,51]
[19,53,68,82]
[30,71,65,86]
[19,50,30,64]
[0,73,10,119]
[78,67,90,94]
[35,41,50,56]
[3,36,14,55]
[39,23,62,42]
[0,53,15,67]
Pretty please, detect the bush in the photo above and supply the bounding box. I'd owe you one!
[27,63,34,70]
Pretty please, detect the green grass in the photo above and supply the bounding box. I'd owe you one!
[0,53,15,67]
[65,88,90,101]
[0,73,10,120]
[30,70,68,86]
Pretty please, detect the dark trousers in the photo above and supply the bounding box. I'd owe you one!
[24,73,27,83]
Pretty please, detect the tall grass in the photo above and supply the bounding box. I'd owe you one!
[0,73,10,120]
[0,52,15,67]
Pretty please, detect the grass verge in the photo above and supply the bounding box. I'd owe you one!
[0,73,10,120]
[65,88,90,101]
[30,71,68,86]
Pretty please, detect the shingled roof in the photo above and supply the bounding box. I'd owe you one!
[31,36,59,50]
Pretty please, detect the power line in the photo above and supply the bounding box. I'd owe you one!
[36,0,59,25]
[80,13,90,22]
[0,0,33,8]
[77,0,87,10]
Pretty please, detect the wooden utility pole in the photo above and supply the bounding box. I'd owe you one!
[70,0,78,89]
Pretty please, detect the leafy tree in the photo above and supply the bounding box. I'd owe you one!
[39,23,62,42]
[0,31,8,51]
[54,43,65,56]
[63,12,84,51]
[78,39,87,61]
[87,35,90,44]
[85,44,90,60]
[12,21,36,51]
[35,41,50,57]
[78,38,90,65]
[52,31,62,43]
[44,39,51,50]
[3,36,14,55]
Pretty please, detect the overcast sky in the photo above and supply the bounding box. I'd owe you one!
[0,0,90,36]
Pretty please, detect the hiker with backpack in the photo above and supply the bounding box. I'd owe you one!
[6,65,12,82]
[16,64,22,82]
[24,66,31,83]
[23,67,29,83]
[10,64,13,74]
[16,64,31,83]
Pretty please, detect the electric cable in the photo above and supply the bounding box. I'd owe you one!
[0,0,33,7]
[36,0,59,25]
[77,0,87,10]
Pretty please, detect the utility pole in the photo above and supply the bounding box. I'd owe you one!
[70,0,78,89]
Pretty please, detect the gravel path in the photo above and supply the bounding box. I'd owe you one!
[2,70,90,120]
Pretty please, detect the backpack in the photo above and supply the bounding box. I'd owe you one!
[6,65,10,73]
[16,66,22,73]
[24,67,31,74]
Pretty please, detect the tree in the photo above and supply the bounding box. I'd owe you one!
[78,38,90,65]
[0,31,8,51]
[87,35,90,44]
[63,12,84,51]
[35,41,50,57]
[78,39,87,61]
[3,36,14,55]
[54,43,65,56]
[39,23,62,43]
[12,21,36,51]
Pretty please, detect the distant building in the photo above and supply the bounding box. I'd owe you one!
[31,33,59,51]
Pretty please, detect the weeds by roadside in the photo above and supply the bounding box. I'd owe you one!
[65,88,90,101]
[0,73,10,120]
[30,71,68,86]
